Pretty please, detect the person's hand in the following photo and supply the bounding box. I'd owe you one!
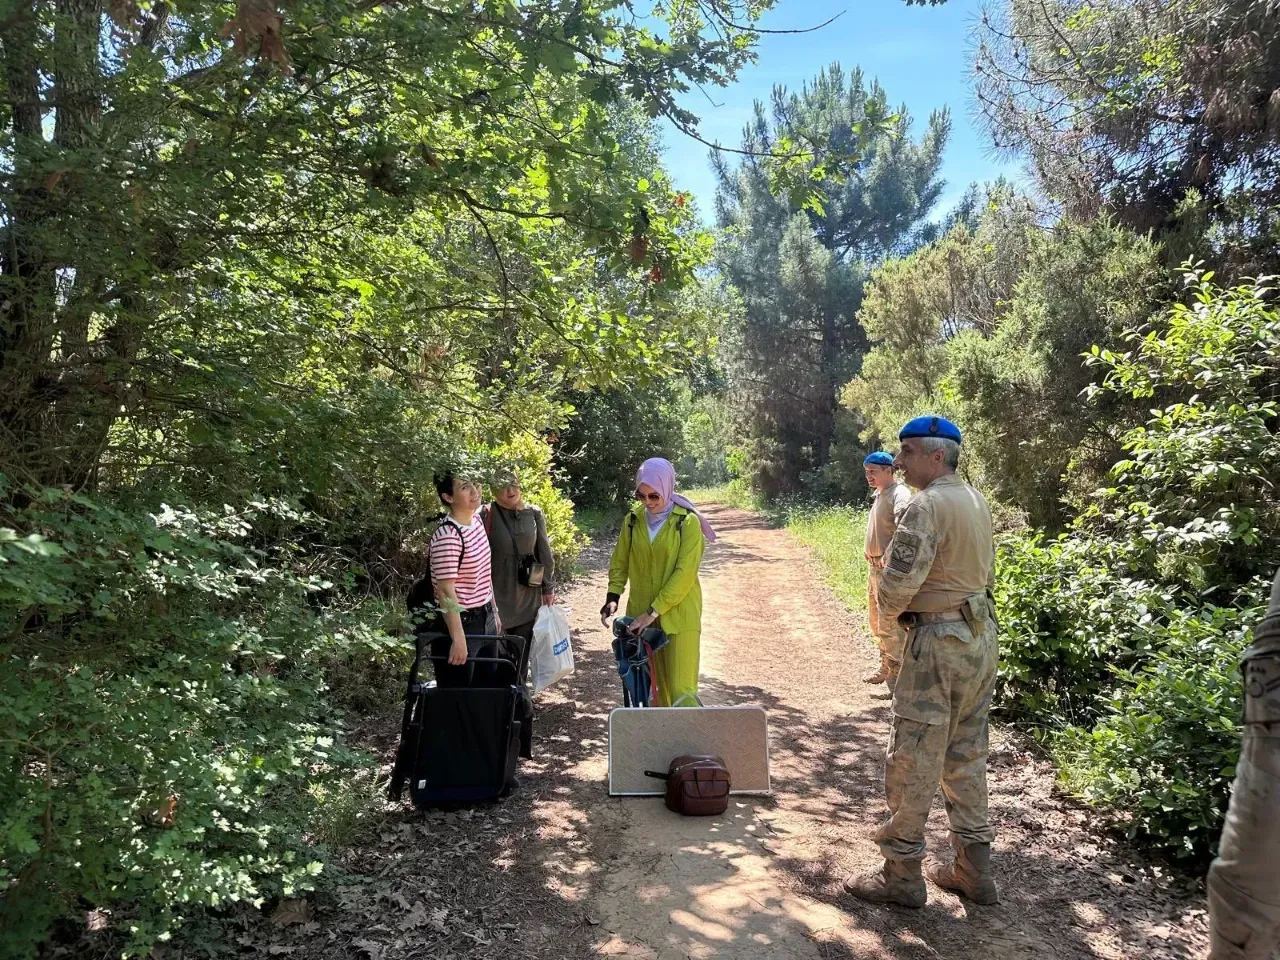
[448,637,468,666]
[628,611,657,635]
[542,593,558,607]
[599,599,618,627]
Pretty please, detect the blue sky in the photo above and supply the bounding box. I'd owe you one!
[659,0,1026,223]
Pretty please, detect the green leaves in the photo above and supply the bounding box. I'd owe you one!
[337,278,376,300]
[1,3,776,953]
[0,488,369,956]
[993,268,1279,864]
[1081,269,1280,579]
[975,0,1280,272]
[0,530,65,558]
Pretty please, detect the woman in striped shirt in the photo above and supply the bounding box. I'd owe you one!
[428,470,502,685]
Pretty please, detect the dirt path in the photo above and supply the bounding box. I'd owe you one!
[211,501,1213,960]
[526,502,1212,960]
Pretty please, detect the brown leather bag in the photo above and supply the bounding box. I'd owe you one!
[644,755,731,816]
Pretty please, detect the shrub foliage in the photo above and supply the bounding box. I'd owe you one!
[994,271,1279,862]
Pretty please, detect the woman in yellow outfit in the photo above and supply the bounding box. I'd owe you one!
[600,458,716,707]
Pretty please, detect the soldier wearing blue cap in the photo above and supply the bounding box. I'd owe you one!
[846,415,1001,909]
[862,451,913,688]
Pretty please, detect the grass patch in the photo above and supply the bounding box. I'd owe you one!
[683,484,873,613]
[308,769,388,851]
[683,479,758,510]
[783,505,871,613]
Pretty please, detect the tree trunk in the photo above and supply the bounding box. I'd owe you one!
[816,304,837,468]
[53,0,102,149]
[0,0,115,490]
[0,1,57,486]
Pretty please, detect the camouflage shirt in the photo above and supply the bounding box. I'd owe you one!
[877,473,995,623]
[865,480,913,559]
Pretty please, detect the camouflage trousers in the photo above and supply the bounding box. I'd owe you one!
[867,567,906,678]
[875,614,998,861]
[1207,645,1280,959]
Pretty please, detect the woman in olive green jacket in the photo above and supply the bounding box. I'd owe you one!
[600,458,716,707]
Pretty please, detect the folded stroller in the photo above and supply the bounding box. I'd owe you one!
[389,633,533,808]
[611,617,670,707]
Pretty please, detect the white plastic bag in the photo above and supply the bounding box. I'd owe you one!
[530,605,575,694]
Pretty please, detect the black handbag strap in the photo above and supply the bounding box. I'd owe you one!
[628,507,688,538]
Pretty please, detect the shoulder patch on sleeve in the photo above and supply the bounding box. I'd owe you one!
[887,531,921,574]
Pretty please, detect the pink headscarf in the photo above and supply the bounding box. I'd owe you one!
[634,458,717,543]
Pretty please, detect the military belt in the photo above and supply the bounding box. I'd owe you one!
[899,610,966,627]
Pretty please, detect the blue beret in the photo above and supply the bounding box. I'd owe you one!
[899,415,962,444]
[863,451,894,467]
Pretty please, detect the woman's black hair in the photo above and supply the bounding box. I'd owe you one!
[433,470,456,504]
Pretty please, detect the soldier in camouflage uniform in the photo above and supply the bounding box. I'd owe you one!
[1207,568,1280,959]
[845,415,1001,909]
[862,450,914,689]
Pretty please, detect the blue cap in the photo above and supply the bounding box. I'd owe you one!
[863,451,894,467]
[899,415,962,444]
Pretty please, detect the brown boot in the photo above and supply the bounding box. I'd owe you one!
[843,858,927,908]
[927,839,999,905]
[863,651,891,685]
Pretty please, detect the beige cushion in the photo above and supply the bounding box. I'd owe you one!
[607,706,770,796]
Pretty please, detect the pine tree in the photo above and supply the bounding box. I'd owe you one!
[714,65,949,495]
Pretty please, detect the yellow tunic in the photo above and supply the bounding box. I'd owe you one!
[608,504,706,706]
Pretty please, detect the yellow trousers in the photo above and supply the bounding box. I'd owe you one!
[651,629,701,707]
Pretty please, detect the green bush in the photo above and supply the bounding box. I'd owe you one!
[994,535,1189,726]
[1052,599,1259,862]
[557,380,692,508]
[0,487,402,957]
[0,433,587,957]
[489,434,587,573]
[991,269,1279,864]
[995,534,1263,861]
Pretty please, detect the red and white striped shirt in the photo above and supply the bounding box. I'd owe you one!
[429,515,494,610]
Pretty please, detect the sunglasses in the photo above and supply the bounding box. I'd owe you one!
[634,490,662,503]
